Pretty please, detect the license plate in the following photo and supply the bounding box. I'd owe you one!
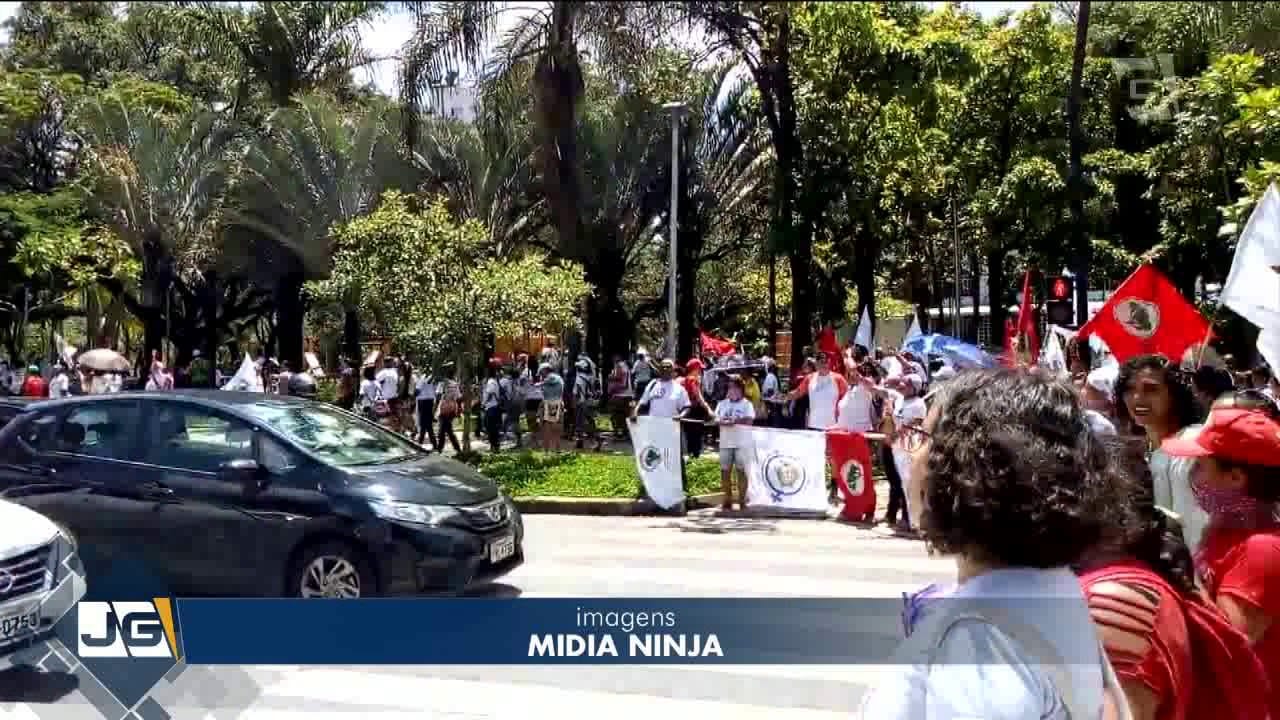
[0,608,40,641]
[488,535,515,563]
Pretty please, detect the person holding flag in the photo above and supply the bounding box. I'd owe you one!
[784,352,849,430]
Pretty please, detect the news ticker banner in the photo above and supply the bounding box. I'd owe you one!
[16,544,1097,720]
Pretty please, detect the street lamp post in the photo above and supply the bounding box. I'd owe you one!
[663,101,687,359]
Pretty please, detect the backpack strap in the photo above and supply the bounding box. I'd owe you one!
[932,609,1133,720]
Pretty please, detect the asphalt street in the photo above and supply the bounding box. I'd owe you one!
[1,512,953,720]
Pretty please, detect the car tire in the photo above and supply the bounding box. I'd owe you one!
[289,540,377,599]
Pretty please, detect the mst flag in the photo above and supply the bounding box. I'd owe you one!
[744,427,828,512]
[827,430,875,522]
[1004,271,1040,367]
[1077,264,1210,363]
[628,417,684,509]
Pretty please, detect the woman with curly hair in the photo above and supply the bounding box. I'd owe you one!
[859,369,1129,720]
[1114,355,1208,553]
[1078,434,1270,720]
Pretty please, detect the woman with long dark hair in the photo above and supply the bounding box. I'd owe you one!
[1115,355,1207,553]
[859,369,1126,719]
[1079,435,1269,720]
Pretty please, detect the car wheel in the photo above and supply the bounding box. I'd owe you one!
[290,541,376,598]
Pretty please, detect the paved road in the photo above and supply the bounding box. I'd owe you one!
[2,513,951,720]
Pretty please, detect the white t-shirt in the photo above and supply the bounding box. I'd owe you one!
[415,375,436,400]
[1150,427,1209,555]
[482,377,501,410]
[880,356,904,379]
[761,373,779,399]
[805,373,843,429]
[358,378,380,409]
[859,567,1104,720]
[714,398,756,449]
[375,367,399,402]
[48,374,70,399]
[638,379,690,418]
[836,385,875,432]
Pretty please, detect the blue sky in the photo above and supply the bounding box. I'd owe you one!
[1,2,1038,95]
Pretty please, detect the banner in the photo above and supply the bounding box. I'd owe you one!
[828,430,875,522]
[629,417,684,509]
[743,427,828,512]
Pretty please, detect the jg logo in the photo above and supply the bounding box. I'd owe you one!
[76,599,180,659]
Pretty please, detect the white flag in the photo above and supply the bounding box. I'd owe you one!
[1039,332,1067,375]
[903,313,923,344]
[222,353,264,392]
[854,307,873,350]
[1259,328,1280,372]
[629,417,684,509]
[743,427,828,512]
[1221,184,1280,331]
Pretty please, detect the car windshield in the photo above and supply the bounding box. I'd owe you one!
[241,402,421,467]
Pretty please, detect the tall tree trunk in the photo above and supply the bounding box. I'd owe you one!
[1067,0,1092,328]
[987,247,1008,350]
[342,307,361,365]
[535,2,588,270]
[275,273,306,370]
[204,272,220,387]
[967,251,982,343]
[772,18,811,372]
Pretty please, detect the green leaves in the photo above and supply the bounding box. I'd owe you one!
[315,191,589,362]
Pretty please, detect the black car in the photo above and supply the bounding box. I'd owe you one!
[0,391,523,597]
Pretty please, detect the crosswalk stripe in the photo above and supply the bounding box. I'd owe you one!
[220,668,864,719]
[523,541,952,576]
[504,562,930,597]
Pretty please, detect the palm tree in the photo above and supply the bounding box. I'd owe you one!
[183,1,387,111]
[183,0,390,367]
[77,98,238,365]
[398,1,674,359]
[228,94,410,365]
[679,2,810,370]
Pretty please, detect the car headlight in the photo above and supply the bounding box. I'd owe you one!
[368,500,460,526]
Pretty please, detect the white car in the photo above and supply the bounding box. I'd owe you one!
[0,498,85,660]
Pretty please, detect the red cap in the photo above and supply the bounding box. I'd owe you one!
[1161,408,1280,467]
[686,358,705,372]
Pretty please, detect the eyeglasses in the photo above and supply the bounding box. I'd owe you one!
[897,425,931,453]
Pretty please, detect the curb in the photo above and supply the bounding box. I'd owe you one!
[512,493,724,516]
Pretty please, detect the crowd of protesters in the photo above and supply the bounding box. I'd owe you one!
[858,352,1280,720]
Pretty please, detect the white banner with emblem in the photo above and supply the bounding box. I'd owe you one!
[743,427,829,512]
[628,416,684,509]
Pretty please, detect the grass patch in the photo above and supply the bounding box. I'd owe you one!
[468,450,723,498]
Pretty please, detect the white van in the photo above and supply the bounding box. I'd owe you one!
[0,498,85,659]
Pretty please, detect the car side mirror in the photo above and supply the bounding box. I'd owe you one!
[219,458,265,496]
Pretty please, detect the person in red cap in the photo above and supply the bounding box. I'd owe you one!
[680,358,714,457]
[1161,391,1280,719]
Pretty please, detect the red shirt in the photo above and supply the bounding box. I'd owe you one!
[1198,525,1280,719]
[20,375,47,398]
[1080,561,1192,720]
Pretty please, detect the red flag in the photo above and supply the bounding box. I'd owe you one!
[698,330,736,357]
[827,430,875,522]
[1077,264,1210,363]
[815,326,845,374]
[1003,271,1040,367]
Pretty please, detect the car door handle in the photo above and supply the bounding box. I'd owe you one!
[138,481,174,497]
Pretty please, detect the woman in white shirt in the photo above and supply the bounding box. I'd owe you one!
[859,369,1127,720]
[631,360,690,420]
[1113,355,1207,554]
[714,375,755,511]
[358,366,382,420]
[414,369,437,448]
[860,372,927,532]
[783,353,849,430]
[833,363,876,433]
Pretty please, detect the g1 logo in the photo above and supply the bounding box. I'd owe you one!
[77,601,176,658]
